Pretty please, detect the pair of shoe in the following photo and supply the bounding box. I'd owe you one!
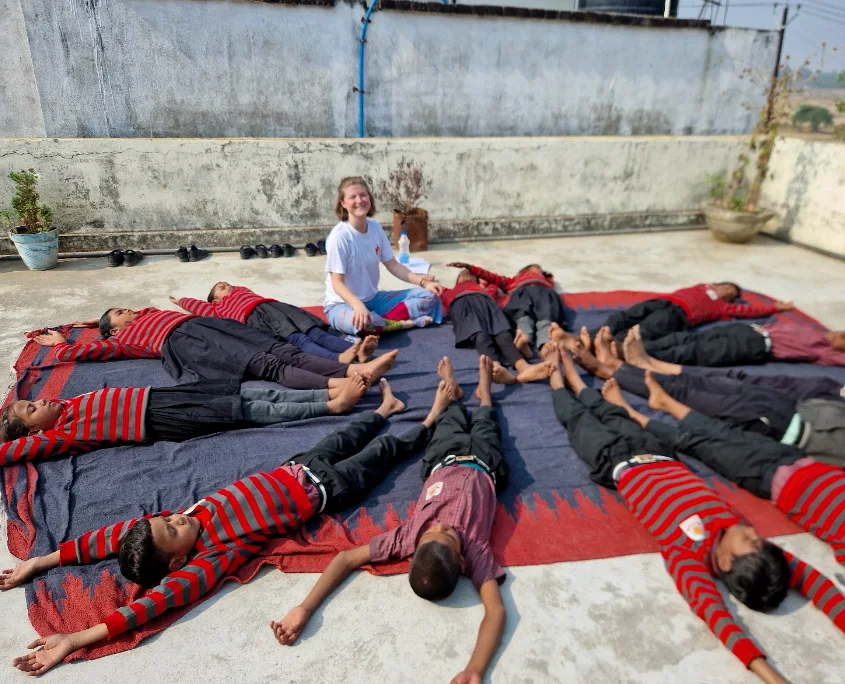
[107,249,143,267]
[176,245,209,262]
[305,240,327,257]
[241,244,295,259]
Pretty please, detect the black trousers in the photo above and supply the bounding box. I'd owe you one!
[246,342,347,390]
[420,401,509,493]
[552,387,673,489]
[643,323,769,367]
[468,331,523,368]
[647,411,802,500]
[697,367,844,402]
[602,299,688,342]
[290,412,430,512]
[145,380,243,441]
[613,365,798,441]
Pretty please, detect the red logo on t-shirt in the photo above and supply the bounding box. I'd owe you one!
[375,246,381,257]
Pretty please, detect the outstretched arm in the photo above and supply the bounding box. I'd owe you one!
[721,300,790,320]
[749,659,791,684]
[271,544,371,646]
[451,579,506,684]
[173,296,216,317]
[12,624,109,676]
[466,265,512,292]
[0,551,59,591]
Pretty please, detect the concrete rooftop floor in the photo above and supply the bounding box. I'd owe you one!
[1,230,844,684]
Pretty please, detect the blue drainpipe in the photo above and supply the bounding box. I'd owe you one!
[357,1,378,138]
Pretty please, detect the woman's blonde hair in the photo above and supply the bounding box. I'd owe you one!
[335,176,376,221]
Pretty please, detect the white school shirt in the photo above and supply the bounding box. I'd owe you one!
[324,219,395,308]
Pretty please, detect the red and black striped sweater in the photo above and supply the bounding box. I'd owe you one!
[0,387,149,466]
[660,284,778,327]
[58,464,317,638]
[618,461,845,667]
[55,308,192,362]
[466,265,555,307]
[178,286,273,324]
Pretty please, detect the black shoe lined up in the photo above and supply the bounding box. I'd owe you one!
[107,249,144,267]
[255,244,269,259]
[305,243,318,257]
[175,245,209,262]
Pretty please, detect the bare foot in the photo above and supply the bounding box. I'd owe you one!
[492,361,518,385]
[623,326,652,370]
[594,326,616,366]
[358,335,379,363]
[514,330,533,359]
[353,349,399,385]
[375,378,406,418]
[476,354,494,403]
[437,356,464,399]
[516,361,553,384]
[549,322,565,342]
[559,348,585,392]
[600,377,631,410]
[579,326,593,352]
[327,374,368,414]
[571,345,617,379]
[539,341,562,378]
[424,380,455,427]
[644,370,672,412]
[610,341,622,360]
[338,339,362,364]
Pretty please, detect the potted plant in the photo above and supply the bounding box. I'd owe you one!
[376,157,432,252]
[702,60,797,243]
[3,169,57,270]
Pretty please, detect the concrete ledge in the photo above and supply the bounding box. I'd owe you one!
[0,210,703,255]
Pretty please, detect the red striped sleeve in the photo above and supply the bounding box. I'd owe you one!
[178,297,217,318]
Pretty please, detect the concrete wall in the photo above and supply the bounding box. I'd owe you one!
[761,137,845,260]
[0,135,745,253]
[8,0,776,138]
[0,0,46,137]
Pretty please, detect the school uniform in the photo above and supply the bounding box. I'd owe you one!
[178,287,351,362]
[604,283,779,342]
[553,387,845,667]
[55,308,348,390]
[466,265,564,350]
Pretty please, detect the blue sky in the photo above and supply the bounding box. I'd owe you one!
[676,1,845,71]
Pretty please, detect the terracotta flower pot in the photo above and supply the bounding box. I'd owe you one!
[702,202,775,244]
[392,208,428,252]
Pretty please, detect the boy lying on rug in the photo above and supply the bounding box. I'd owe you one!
[32,306,396,390]
[2,379,447,676]
[0,377,368,465]
[547,343,845,684]
[567,325,845,467]
[170,282,378,363]
[445,261,565,357]
[440,269,552,386]
[272,356,508,684]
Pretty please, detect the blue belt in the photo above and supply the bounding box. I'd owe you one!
[431,454,496,484]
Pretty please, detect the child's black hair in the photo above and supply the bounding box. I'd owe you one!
[719,540,790,612]
[456,269,478,285]
[206,284,218,303]
[518,264,553,279]
[118,518,173,588]
[98,309,115,339]
[0,405,29,442]
[714,282,742,298]
[408,541,460,601]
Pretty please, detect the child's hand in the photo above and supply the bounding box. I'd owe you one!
[774,300,794,312]
[168,296,180,305]
[446,262,471,270]
[69,319,99,328]
[270,605,312,646]
[34,330,66,347]
[12,633,76,676]
[0,558,44,590]
[451,670,482,684]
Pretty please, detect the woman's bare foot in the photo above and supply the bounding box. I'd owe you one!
[492,361,518,385]
[644,370,672,412]
[398,316,434,330]
[327,374,368,414]
[516,361,553,384]
[423,380,455,427]
[338,339,362,364]
[357,335,379,362]
[476,354,494,404]
[351,349,399,384]
[600,377,631,410]
[623,326,653,370]
[375,378,406,419]
[437,356,464,399]
[579,326,593,352]
[514,330,533,359]
[594,326,616,366]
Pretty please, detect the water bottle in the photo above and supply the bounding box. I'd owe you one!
[398,230,410,264]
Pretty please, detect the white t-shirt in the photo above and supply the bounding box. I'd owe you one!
[324,219,395,308]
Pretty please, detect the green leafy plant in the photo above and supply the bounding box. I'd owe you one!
[706,171,727,200]
[791,104,834,131]
[3,169,53,234]
[376,157,432,214]
[836,71,845,142]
